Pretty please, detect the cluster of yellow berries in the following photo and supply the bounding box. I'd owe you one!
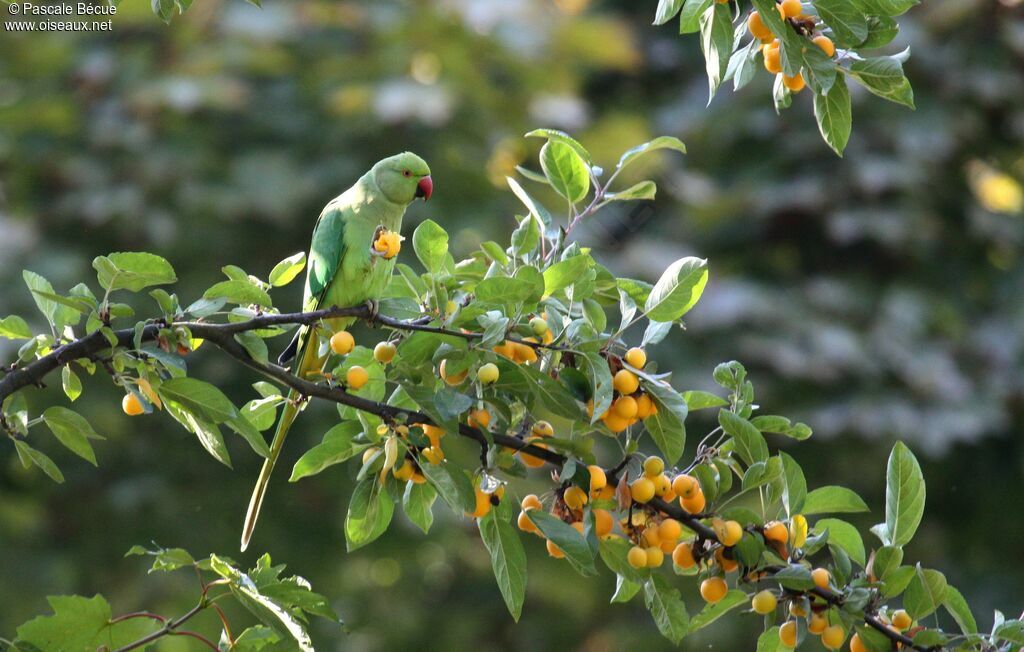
[516,465,616,558]
[628,459,707,515]
[328,330,399,390]
[626,514,686,569]
[746,1,836,94]
[372,229,403,260]
[588,348,658,433]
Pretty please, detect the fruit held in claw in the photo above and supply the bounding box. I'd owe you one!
[477,362,499,385]
[373,341,397,363]
[330,330,355,355]
[624,347,646,368]
[346,365,369,390]
[613,369,640,394]
[122,393,144,416]
[373,230,402,259]
[700,577,728,604]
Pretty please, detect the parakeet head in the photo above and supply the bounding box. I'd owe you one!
[373,152,432,204]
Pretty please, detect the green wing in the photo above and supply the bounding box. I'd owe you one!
[304,201,348,311]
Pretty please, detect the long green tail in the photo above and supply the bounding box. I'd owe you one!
[240,326,321,552]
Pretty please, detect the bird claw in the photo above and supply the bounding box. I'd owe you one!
[365,299,380,322]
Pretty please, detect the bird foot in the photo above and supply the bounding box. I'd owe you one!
[364,299,380,323]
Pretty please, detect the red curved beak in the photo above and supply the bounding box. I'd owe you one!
[416,175,433,201]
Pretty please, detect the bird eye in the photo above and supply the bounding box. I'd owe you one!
[403,170,411,177]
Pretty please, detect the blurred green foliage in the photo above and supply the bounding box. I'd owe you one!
[1,0,1022,649]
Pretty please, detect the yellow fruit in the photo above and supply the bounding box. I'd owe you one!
[624,347,647,368]
[680,488,706,514]
[602,412,630,433]
[136,378,162,409]
[715,547,739,572]
[672,474,699,498]
[346,365,369,390]
[789,602,807,618]
[546,539,565,559]
[373,230,402,259]
[594,509,614,536]
[714,519,743,547]
[763,520,789,543]
[570,521,585,534]
[659,519,682,542]
[779,0,801,18]
[422,446,444,465]
[635,393,655,419]
[653,474,671,497]
[515,342,538,364]
[393,460,414,481]
[468,408,491,429]
[790,514,808,548]
[613,395,638,419]
[517,510,539,534]
[521,494,542,510]
[821,625,846,650]
[813,34,836,56]
[627,545,647,569]
[700,577,728,604]
[891,610,912,631]
[439,359,468,385]
[780,620,798,648]
[630,477,656,503]
[519,440,548,467]
[763,40,782,74]
[532,421,554,437]
[476,362,499,385]
[122,393,145,416]
[493,341,515,360]
[642,456,664,478]
[642,527,661,548]
[672,542,696,569]
[613,369,640,394]
[748,10,773,41]
[410,471,426,484]
[564,486,588,510]
[752,590,778,615]
[850,633,868,652]
[808,612,828,634]
[645,547,664,568]
[470,487,491,518]
[530,316,549,336]
[783,72,806,93]
[588,465,607,493]
[812,567,831,589]
[329,330,355,355]
[373,341,397,363]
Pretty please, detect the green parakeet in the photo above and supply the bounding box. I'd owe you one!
[241,152,432,551]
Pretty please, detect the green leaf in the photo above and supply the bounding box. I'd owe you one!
[126,544,196,572]
[813,518,866,566]
[543,254,594,297]
[643,574,689,644]
[776,452,806,516]
[268,252,306,287]
[859,0,918,16]
[719,410,768,465]
[849,53,915,109]
[0,315,32,339]
[539,140,590,204]
[872,545,903,580]
[476,276,540,305]
[686,589,745,633]
[290,421,368,481]
[642,380,688,465]
[598,537,647,584]
[814,74,853,156]
[861,15,899,48]
[699,2,734,101]
[14,595,156,650]
[616,136,686,170]
[413,219,449,273]
[158,377,239,423]
[61,366,82,402]
[682,390,727,411]
[507,177,555,233]
[801,486,870,515]
[14,440,64,483]
[757,627,785,652]
[479,509,528,621]
[418,461,476,513]
[653,0,684,25]
[582,352,615,423]
[993,620,1024,645]
[242,396,281,431]
[904,565,947,620]
[526,510,596,576]
[605,180,657,202]
[42,406,102,466]
[234,331,269,364]
[23,270,79,331]
[884,441,925,547]
[524,128,592,163]
[643,257,708,322]
[943,585,977,635]
[403,481,436,534]
[203,279,272,308]
[812,0,868,46]
[344,478,394,552]
[750,415,812,440]
[92,252,177,293]
[163,399,232,467]
[679,0,712,33]
[773,564,816,590]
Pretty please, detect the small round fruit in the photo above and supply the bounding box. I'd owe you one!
[624,347,647,368]
[821,624,845,650]
[373,230,402,259]
[789,601,807,618]
[546,539,565,559]
[783,72,806,93]
[659,518,682,542]
[564,486,588,510]
[122,393,144,416]
[779,620,798,648]
[635,393,655,419]
[346,366,369,390]
[811,567,831,589]
[602,412,630,433]
[751,590,778,615]
[521,494,543,510]
[642,527,661,548]
[439,359,468,386]
[653,474,671,497]
[700,577,728,604]
[594,509,614,537]
[763,40,782,74]
[715,547,739,572]
[680,488,706,514]
[808,612,828,635]
[393,460,414,481]
[532,421,554,437]
[373,341,397,364]
[468,408,491,429]
[529,316,549,336]
[515,342,538,364]
[763,520,789,543]
[627,546,647,569]
[477,363,499,385]
[891,610,912,631]
[813,34,835,56]
[672,473,699,499]
[779,0,801,18]
[630,477,656,503]
[613,369,640,394]
[714,519,743,547]
[330,330,355,355]
[748,10,773,41]
[645,547,664,568]
[588,465,607,492]
[672,542,696,569]
[517,510,539,534]
[643,456,665,478]
[519,441,548,468]
[850,633,868,652]
[613,395,638,419]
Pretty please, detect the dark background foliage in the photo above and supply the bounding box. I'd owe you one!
[1,0,1022,648]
